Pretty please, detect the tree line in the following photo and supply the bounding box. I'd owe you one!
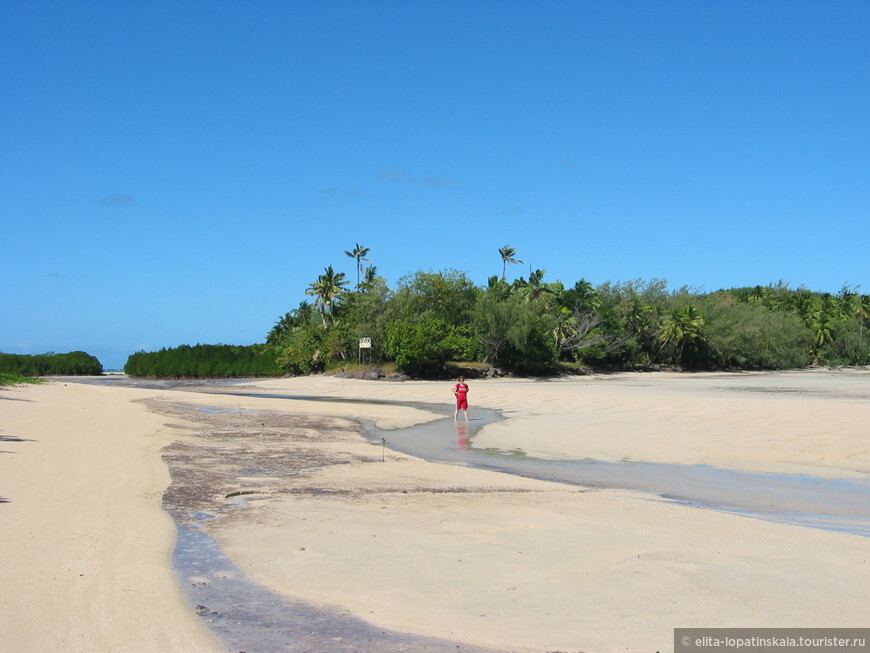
[124,344,283,378]
[265,244,869,377]
[0,351,103,376]
[117,244,868,379]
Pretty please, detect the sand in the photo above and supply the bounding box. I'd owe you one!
[0,383,223,652]
[1,369,869,652]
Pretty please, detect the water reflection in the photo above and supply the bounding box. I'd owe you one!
[454,422,469,451]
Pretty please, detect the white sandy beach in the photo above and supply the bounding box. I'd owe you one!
[1,370,869,652]
[0,384,224,653]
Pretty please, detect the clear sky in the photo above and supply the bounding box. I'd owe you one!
[2,1,868,369]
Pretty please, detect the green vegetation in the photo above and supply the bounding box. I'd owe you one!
[384,317,459,377]
[122,245,868,380]
[0,372,45,386]
[265,246,869,378]
[0,351,103,376]
[124,344,283,378]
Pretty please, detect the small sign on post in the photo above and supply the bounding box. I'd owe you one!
[358,337,372,364]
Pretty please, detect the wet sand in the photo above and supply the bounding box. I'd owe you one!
[1,370,869,652]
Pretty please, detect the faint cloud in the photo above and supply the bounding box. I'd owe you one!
[420,177,453,188]
[319,188,339,199]
[500,206,524,216]
[379,168,453,189]
[99,194,133,206]
[379,168,412,182]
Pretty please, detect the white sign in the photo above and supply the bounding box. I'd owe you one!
[359,338,372,349]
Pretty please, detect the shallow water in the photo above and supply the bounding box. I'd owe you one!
[355,402,870,537]
[175,521,507,653]
[187,385,870,537]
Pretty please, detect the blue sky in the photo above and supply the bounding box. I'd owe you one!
[2,1,868,369]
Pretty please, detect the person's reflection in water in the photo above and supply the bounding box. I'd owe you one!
[455,421,469,451]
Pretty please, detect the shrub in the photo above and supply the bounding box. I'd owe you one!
[0,351,103,376]
[384,318,456,377]
[0,372,44,386]
[277,327,329,375]
[124,344,283,377]
[698,297,813,369]
[472,292,556,373]
[820,319,870,365]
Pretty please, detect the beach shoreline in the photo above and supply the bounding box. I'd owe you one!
[2,370,869,652]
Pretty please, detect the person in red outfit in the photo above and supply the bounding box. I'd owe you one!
[453,376,469,422]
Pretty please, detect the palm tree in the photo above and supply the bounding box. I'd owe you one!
[266,301,315,344]
[790,288,816,323]
[498,245,523,280]
[266,312,295,345]
[486,275,512,301]
[624,298,656,360]
[521,268,553,302]
[293,300,315,324]
[857,295,870,337]
[344,243,371,289]
[808,302,837,362]
[306,265,348,327]
[658,306,706,367]
[361,264,378,290]
[571,279,599,312]
[835,284,857,320]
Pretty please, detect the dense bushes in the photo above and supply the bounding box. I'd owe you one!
[0,351,103,376]
[268,263,869,377]
[693,296,813,369]
[274,326,347,376]
[823,319,870,366]
[124,344,283,378]
[128,263,867,379]
[471,290,557,373]
[384,318,457,377]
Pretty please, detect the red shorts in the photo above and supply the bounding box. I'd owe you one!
[456,397,468,410]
